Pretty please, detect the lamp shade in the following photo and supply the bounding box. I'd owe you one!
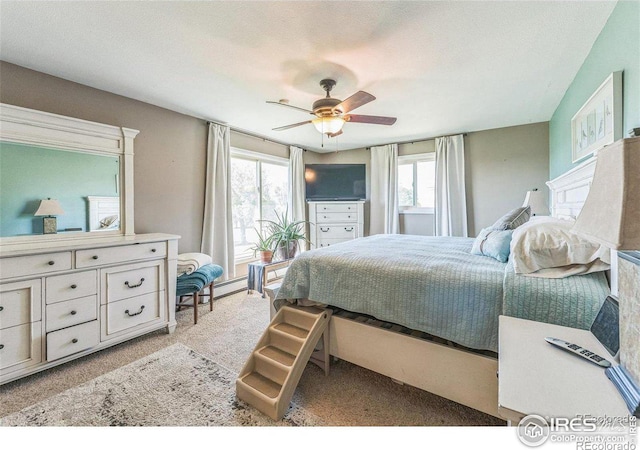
[312,116,345,135]
[572,137,640,250]
[34,199,64,216]
[522,189,549,216]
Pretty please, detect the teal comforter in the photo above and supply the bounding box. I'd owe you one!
[276,234,609,352]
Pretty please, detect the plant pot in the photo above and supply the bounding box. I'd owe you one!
[276,240,298,261]
[259,250,273,264]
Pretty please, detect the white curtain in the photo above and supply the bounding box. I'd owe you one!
[201,123,234,280]
[370,144,399,235]
[288,146,306,224]
[288,146,307,251]
[435,134,468,237]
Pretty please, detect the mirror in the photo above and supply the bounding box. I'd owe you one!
[0,142,120,237]
[0,102,137,243]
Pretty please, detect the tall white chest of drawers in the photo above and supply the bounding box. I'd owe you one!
[308,201,365,249]
[0,233,179,385]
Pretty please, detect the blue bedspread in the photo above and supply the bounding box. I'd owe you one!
[277,235,506,352]
[276,234,609,352]
[502,260,608,329]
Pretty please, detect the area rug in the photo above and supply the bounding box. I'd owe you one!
[0,343,322,426]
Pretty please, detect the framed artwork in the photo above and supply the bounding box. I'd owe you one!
[571,71,622,163]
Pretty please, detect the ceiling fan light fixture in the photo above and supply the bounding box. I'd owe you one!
[312,116,345,135]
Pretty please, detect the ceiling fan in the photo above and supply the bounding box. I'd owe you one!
[268,79,397,138]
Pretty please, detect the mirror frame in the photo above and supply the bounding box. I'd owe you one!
[0,103,138,243]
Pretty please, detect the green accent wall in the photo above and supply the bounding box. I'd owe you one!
[549,0,640,179]
[0,142,119,237]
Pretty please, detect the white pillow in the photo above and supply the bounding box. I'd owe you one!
[510,216,610,278]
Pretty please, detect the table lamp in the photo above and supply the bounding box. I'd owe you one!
[522,188,549,216]
[34,198,64,234]
[572,137,640,417]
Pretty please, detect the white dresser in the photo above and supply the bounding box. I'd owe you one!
[307,201,365,249]
[0,233,179,384]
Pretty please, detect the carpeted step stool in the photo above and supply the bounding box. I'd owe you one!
[236,305,331,420]
[176,263,224,324]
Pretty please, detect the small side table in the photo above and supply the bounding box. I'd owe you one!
[247,258,292,298]
[498,315,628,424]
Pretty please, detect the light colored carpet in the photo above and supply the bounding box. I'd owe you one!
[0,290,505,426]
[0,343,320,426]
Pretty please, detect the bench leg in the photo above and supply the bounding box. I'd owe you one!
[194,291,199,324]
[210,282,214,311]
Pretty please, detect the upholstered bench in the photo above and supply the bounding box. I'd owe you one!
[176,263,224,324]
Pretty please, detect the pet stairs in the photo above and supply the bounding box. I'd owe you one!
[236,305,332,420]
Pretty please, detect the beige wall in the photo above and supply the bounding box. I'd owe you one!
[305,122,549,237]
[465,122,549,236]
[1,61,548,250]
[0,62,291,254]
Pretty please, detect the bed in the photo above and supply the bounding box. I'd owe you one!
[86,196,120,231]
[274,155,608,418]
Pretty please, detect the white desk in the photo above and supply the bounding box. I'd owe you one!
[498,315,628,424]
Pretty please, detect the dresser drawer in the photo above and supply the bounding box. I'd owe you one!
[46,295,98,332]
[46,320,99,361]
[317,239,352,248]
[315,212,358,223]
[316,225,358,240]
[101,292,163,339]
[316,203,359,213]
[102,262,163,304]
[76,242,166,268]
[0,322,42,372]
[0,279,42,330]
[45,270,97,304]
[0,252,71,279]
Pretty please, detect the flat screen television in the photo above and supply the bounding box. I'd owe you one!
[305,164,366,201]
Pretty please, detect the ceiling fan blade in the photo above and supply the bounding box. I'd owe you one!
[327,130,343,138]
[333,91,376,114]
[272,120,312,131]
[266,101,313,114]
[346,114,397,125]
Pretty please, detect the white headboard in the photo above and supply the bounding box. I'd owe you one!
[546,156,597,220]
[87,196,120,231]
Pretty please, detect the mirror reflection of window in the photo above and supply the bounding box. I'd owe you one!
[0,142,120,237]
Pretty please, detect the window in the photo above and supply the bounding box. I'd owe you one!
[230,148,289,262]
[398,153,436,213]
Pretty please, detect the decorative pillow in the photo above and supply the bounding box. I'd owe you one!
[510,216,610,278]
[491,206,531,231]
[471,228,513,263]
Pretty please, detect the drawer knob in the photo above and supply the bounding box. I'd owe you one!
[0,344,4,350]
[72,338,78,344]
[0,306,3,312]
[70,310,77,315]
[124,305,145,317]
[125,278,145,288]
[70,284,77,289]
[151,248,157,253]
[92,255,99,260]
[345,227,354,232]
[48,261,55,266]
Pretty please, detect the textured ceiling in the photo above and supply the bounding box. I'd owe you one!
[0,1,616,152]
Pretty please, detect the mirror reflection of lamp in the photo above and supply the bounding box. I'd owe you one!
[34,198,64,234]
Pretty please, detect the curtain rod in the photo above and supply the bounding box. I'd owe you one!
[206,120,306,151]
[365,132,468,150]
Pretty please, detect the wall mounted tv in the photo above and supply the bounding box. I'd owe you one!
[305,164,366,201]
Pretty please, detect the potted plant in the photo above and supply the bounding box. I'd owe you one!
[250,228,275,263]
[261,209,309,261]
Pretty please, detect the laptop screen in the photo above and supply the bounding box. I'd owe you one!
[590,295,620,357]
